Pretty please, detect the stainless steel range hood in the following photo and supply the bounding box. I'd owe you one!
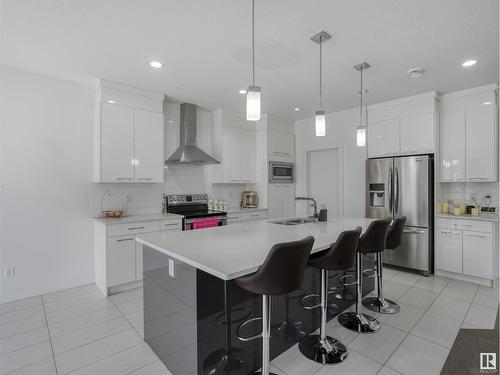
[165,103,220,165]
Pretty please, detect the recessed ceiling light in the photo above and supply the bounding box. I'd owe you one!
[462,59,477,67]
[149,61,162,68]
[168,120,174,123]
[107,100,116,104]
[407,68,423,78]
[482,101,493,106]
[294,107,301,112]
[239,89,247,95]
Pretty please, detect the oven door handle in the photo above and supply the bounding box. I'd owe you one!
[184,216,227,224]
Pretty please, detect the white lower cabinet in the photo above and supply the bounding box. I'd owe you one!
[435,218,495,284]
[436,229,462,274]
[269,184,295,219]
[462,231,493,279]
[95,217,182,295]
[227,210,268,225]
[108,236,137,287]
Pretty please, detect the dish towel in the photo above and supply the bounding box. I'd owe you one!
[192,217,220,229]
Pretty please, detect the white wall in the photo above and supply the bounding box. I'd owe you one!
[295,108,367,218]
[0,67,95,303]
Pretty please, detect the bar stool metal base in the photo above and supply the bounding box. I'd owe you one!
[299,334,348,365]
[202,348,254,375]
[362,296,400,314]
[338,312,381,333]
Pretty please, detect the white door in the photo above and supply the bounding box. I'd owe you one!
[400,113,435,155]
[222,126,241,183]
[268,184,283,219]
[308,148,339,216]
[435,229,462,274]
[107,236,136,287]
[367,119,400,158]
[134,110,164,183]
[440,112,466,182]
[281,184,296,218]
[466,106,496,182]
[100,103,135,182]
[240,128,256,183]
[462,231,493,279]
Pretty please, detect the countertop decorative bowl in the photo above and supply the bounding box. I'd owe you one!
[101,210,125,218]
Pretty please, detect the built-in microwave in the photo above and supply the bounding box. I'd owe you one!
[269,161,294,183]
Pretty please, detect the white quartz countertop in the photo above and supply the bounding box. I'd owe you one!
[136,217,374,280]
[94,213,183,225]
[227,207,268,214]
[435,213,498,222]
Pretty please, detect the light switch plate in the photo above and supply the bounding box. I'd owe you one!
[168,259,175,278]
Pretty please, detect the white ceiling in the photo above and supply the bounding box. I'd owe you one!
[1,0,498,122]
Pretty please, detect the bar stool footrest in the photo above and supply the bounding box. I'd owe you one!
[237,317,263,342]
[299,293,321,310]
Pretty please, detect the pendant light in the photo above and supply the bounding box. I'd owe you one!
[246,0,261,121]
[354,62,370,147]
[311,31,331,137]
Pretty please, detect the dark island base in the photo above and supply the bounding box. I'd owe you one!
[142,245,375,375]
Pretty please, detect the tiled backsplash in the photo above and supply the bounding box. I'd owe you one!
[437,182,499,209]
[91,165,252,216]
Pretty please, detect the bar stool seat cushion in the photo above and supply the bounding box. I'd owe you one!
[307,228,362,271]
[358,218,392,254]
[235,236,315,296]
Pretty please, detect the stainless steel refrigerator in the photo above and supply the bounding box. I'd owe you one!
[366,155,433,275]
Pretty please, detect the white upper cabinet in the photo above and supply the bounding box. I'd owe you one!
[100,103,135,182]
[212,109,257,184]
[268,129,294,160]
[466,105,496,182]
[367,92,437,159]
[95,80,164,183]
[400,113,435,155]
[367,119,400,158]
[134,110,164,183]
[439,85,497,183]
[440,112,466,182]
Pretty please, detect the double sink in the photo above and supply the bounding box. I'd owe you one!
[270,218,314,225]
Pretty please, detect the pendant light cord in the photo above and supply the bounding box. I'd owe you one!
[252,0,255,86]
[359,66,363,124]
[319,40,322,109]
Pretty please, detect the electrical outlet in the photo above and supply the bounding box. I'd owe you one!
[4,266,15,279]
[126,194,132,204]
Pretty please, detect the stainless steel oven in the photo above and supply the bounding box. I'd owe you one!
[269,161,294,183]
[166,194,227,231]
[184,215,227,230]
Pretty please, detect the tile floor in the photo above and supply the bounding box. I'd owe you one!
[0,268,497,375]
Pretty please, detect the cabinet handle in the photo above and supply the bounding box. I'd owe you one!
[163,223,179,226]
[468,177,488,181]
[128,226,144,230]
[137,178,152,181]
[117,238,135,242]
[440,231,459,235]
[116,178,132,181]
[464,234,488,239]
[461,224,473,227]
[250,214,260,217]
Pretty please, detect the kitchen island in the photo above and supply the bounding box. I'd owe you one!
[136,217,375,375]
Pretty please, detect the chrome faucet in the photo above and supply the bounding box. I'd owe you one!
[295,197,318,218]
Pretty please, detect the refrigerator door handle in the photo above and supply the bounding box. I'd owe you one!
[388,167,393,212]
[395,167,399,215]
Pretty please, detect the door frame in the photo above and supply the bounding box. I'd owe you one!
[306,145,345,216]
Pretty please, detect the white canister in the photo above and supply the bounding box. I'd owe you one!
[208,199,214,210]
[223,201,229,211]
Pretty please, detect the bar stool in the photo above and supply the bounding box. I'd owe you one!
[362,216,407,314]
[235,236,315,375]
[299,228,362,365]
[338,218,391,333]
